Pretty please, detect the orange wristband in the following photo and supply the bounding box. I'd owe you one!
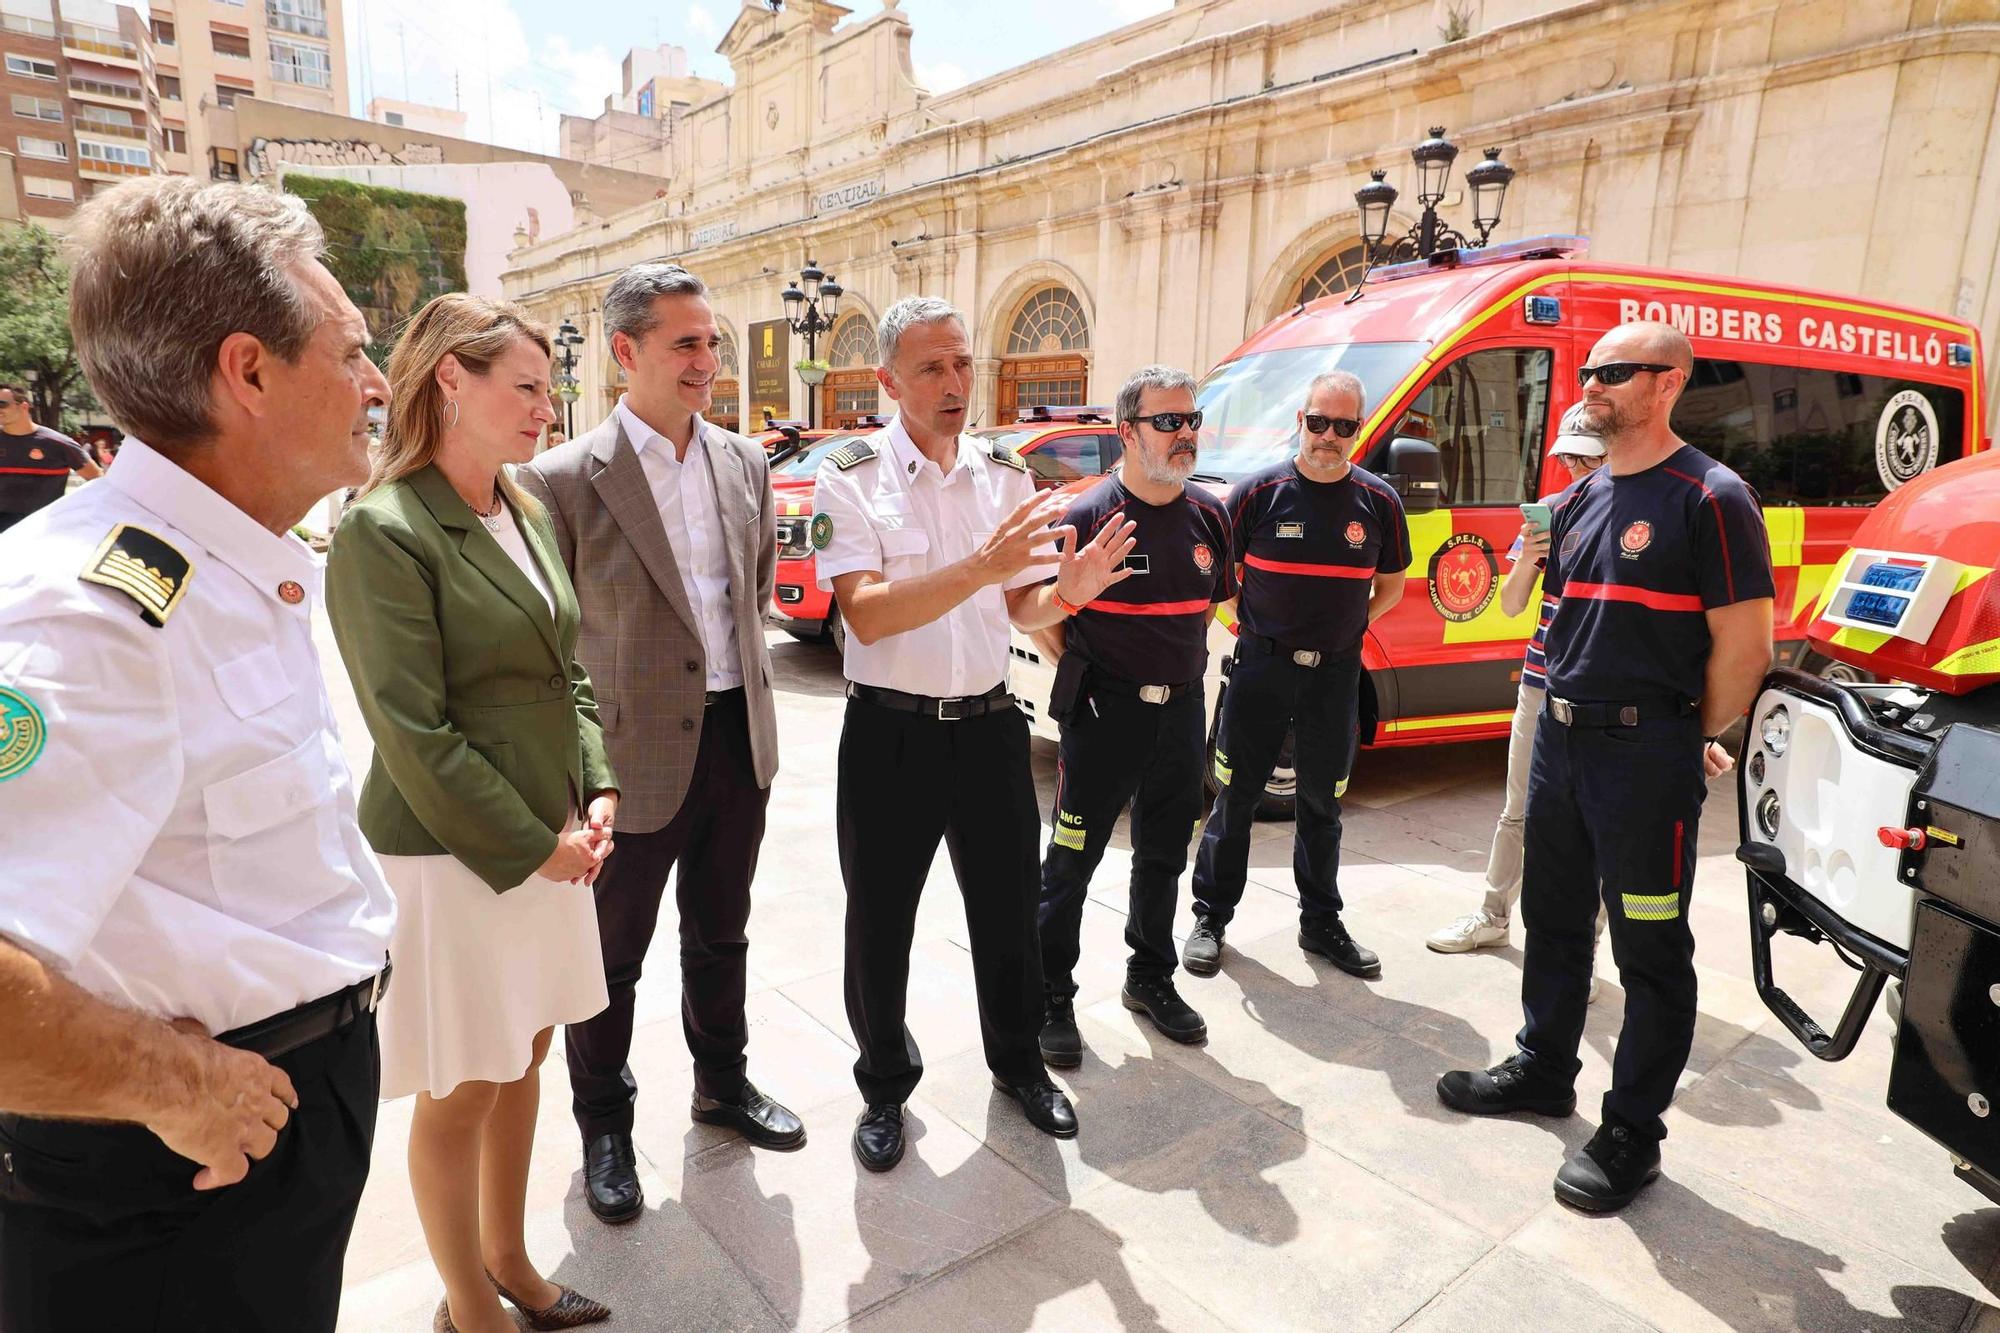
[1052,589,1084,616]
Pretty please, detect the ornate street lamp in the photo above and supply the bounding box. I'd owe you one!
[780,260,843,428]
[1355,127,1514,264]
[553,317,585,439]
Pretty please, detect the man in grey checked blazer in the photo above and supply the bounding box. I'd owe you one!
[518,263,803,1226]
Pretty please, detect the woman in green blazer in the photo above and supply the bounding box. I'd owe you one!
[327,295,614,1333]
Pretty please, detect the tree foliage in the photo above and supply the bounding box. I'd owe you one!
[283,175,469,366]
[0,223,97,431]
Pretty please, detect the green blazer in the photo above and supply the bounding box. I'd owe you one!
[325,464,617,892]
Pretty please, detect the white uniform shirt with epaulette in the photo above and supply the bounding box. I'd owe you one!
[812,414,1042,698]
[0,440,395,1035]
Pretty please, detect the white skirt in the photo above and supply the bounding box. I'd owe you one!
[376,851,609,1100]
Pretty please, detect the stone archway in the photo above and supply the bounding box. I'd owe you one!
[998,284,1091,422]
[711,321,742,431]
[820,311,881,428]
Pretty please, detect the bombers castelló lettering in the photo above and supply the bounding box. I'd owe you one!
[1615,298,1952,367]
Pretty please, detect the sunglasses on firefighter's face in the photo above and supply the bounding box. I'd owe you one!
[1130,411,1202,433]
[1577,361,1677,388]
[1302,413,1361,439]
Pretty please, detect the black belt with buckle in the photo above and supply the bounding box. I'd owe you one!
[1239,633,1349,669]
[1088,674,1201,705]
[848,681,1013,721]
[704,686,744,707]
[215,965,391,1061]
[1545,695,1696,728]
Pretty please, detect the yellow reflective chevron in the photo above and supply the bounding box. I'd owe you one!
[1334,777,1350,798]
[1212,752,1232,787]
[1933,636,2000,679]
[1622,891,1680,922]
[1053,821,1086,850]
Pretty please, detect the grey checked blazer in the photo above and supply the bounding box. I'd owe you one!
[518,413,779,835]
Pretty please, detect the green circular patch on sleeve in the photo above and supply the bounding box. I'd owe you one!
[0,685,48,782]
[811,513,834,551]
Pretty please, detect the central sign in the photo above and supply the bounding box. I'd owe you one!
[814,175,883,216]
[748,318,790,427]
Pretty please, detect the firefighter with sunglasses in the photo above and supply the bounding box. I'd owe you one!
[1183,370,1409,982]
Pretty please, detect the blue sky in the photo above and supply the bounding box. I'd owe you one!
[342,0,1173,156]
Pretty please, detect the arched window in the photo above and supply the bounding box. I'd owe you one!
[828,313,878,369]
[711,325,742,431]
[716,327,740,378]
[1298,242,1369,306]
[1007,286,1090,355]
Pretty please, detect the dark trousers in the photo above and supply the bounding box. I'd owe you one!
[1038,685,1206,996]
[1192,646,1361,928]
[0,1011,379,1333]
[838,693,1046,1104]
[567,689,768,1139]
[1517,708,1706,1141]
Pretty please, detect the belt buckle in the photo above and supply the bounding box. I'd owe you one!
[1618,705,1638,727]
[1138,684,1171,705]
[1292,649,1322,668]
[1550,697,1574,725]
[936,696,967,721]
[365,971,382,1013]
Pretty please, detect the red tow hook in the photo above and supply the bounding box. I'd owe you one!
[1877,826,1928,851]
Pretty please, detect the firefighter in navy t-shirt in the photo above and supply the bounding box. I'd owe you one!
[1036,366,1235,1067]
[1438,322,1776,1214]
[1183,370,1410,983]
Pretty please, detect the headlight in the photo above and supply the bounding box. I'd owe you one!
[1755,789,1782,838]
[1760,704,1791,757]
[1747,750,1766,786]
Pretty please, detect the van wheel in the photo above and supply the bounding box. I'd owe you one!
[1203,693,1298,821]
[1799,649,1874,686]
[825,603,847,655]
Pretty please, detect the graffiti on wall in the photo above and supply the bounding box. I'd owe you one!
[247,137,447,179]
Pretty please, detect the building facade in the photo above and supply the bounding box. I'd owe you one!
[0,0,154,224]
[500,0,2000,439]
[146,0,347,182]
[559,42,727,181]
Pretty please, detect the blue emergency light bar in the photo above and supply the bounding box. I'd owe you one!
[1857,561,1925,592]
[1370,235,1588,284]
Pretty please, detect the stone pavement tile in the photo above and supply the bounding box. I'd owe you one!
[746,887,857,991]
[1346,739,1508,812]
[1729,1012,1898,1114]
[839,1208,1227,1332]
[1665,1052,2000,1302]
[674,1091,1061,1331]
[1510,1165,1981,1332]
[338,1175,780,1332]
[1078,1105,1491,1332]
[1401,1245,1658,1332]
[917,1012,1267,1202]
[782,935,990,1075]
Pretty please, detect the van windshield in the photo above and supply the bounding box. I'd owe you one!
[1195,342,1427,483]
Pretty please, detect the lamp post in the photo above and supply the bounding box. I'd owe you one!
[553,317,585,439]
[1355,127,1515,264]
[779,259,843,428]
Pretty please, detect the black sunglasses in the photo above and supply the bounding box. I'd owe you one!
[1302,414,1361,439]
[1577,361,1677,388]
[1129,411,1202,433]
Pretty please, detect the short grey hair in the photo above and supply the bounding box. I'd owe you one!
[1117,364,1197,422]
[603,262,708,353]
[878,296,966,369]
[1305,369,1366,418]
[68,177,325,450]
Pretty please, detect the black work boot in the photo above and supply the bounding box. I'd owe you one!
[1039,994,1083,1068]
[1299,916,1380,978]
[1182,917,1224,977]
[1436,1053,1578,1117]
[1120,976,1207,1043]
[1554,1118,1662,1212]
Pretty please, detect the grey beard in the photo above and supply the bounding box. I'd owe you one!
[1139,448,1197,486]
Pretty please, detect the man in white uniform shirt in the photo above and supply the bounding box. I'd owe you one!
[0,178,394,1331]
[813,296,1137,1171]
[519,263,801,1226]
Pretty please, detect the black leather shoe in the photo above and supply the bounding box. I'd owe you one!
[992,1075,1078,1139]
[1182,918,1224,977]
[853,1103,905,1173]
[1299,918,1381,978]
[691,1080,806,1151]
[1040,996,1082,1068]
[1554,1119,1662,1212]
[582,1133,642,1224]
[1120,977,1207,1043]
[1436,1054,1577,1118]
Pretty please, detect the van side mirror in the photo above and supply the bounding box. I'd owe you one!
[1381,436,1443,513]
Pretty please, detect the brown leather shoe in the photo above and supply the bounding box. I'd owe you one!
[432,1297,458,1333]
[487,1273,612,1330]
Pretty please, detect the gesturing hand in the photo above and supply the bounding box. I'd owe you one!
[1053,515,1139,609]
[974,492,1072,587]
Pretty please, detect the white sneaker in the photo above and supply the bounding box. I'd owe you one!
[1426,911,1510,954]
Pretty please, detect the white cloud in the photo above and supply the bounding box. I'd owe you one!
[914,60,969,94]
[686,3,719,41]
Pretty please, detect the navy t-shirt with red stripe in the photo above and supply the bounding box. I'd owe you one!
[1226,460,1411,658]
[1541,443,1774,704]
[0,427,89,517]
[1060,474,1235,684]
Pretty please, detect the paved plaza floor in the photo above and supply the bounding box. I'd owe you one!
[325,623,2000,1332]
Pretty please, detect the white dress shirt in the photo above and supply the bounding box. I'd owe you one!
[616,397,743,691]
[0,439,396,1034]
[812,415,1041,697]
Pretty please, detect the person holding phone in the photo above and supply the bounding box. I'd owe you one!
[1427,402,1608,973]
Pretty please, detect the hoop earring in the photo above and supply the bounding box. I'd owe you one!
[443,399,461,429]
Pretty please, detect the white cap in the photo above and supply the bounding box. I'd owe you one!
[1551,401,1605,458]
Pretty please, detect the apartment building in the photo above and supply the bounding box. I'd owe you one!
[147,0,346,181]
[0,0,149,224]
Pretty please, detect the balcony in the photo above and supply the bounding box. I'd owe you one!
[70,78,144,105]
[0,13,56,39]
[78,158,149,180]
[63,23,139,63]
[76,119,146,141]
[266,9,329,38]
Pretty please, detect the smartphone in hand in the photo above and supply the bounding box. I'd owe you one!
[1519,502,1553,534]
